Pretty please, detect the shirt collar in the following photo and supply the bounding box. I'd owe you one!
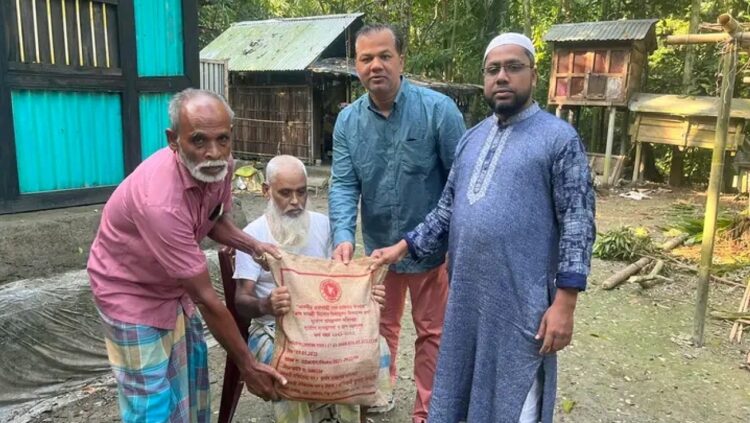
[366,76,408,115]
[494,101,540,128]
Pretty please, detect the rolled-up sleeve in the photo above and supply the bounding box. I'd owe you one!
[328,114,361,247]
[552,135,596,291]
[132,206,207,280]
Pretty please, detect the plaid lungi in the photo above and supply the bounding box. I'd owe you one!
[248,320,393,423]
[99,306,210,423]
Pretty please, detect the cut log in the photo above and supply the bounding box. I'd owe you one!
[601,234,689,290]
[655,257,744,288]
[637,260,666,289]
[602,257,652,290]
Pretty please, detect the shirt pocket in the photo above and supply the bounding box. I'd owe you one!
[401,136,436,175]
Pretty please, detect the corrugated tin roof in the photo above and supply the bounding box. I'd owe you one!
[628,93,750,120]
[544,19,658,46]
[200,13,363,72]
[309,57,482,95]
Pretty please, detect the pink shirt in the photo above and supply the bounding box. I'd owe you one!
[88,147,233,329]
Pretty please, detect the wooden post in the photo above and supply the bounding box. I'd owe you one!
[632,141,642,182]
[555,105,563,118]
[693,14,739,346]
[603,107,617,187]
[567,107,575,126]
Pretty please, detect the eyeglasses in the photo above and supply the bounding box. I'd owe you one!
[481,63,533,77]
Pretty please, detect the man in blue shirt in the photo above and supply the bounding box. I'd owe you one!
[328,23,466,423]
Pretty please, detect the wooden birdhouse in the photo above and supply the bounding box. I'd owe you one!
[544,19,658,107]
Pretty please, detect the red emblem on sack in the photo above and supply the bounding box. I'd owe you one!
[320,279,342,303]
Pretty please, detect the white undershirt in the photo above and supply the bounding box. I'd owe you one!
[233,211,332,325]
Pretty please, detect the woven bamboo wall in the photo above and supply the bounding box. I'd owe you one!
[230,84,313,162]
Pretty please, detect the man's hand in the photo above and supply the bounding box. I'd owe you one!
[369,240,409,269]
[268,286,291,316]
[535,288,578,354]
[240,358,287,401]
[333,242,354,264]
[180,269,287,402]
[252,241,281,270]
[371,284,386,309]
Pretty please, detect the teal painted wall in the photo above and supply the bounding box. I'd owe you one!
[11,91,124,193]
[134,0,184,76]
[139,93,173,160]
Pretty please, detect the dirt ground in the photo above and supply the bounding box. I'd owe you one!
[25,187,750,422]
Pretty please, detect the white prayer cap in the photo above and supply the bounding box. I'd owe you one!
[484,33,535,62]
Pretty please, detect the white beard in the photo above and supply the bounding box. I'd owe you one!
[265,200,310,250]
[178,144,228,183]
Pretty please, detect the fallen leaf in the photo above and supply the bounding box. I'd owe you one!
[561,398,576,413]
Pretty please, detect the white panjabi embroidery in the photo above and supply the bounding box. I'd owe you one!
[466,105,540,205]
[467,123,511,205]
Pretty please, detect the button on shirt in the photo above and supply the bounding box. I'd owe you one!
[87,147,233,329]
[329,79,466,273]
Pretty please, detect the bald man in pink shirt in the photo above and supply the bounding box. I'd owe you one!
[88,88,285,423]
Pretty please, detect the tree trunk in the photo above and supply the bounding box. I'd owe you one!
[523,0,532,37]
[559,0,573,22]
[669,147,685,186]
[590,107,603,152]
[401,0,413,56]
[682,0,702,93]
[447,0,458,80]
[641,143,664,182]
[619,109,630,156]
[600,0,610,20]
[670,0,702,187]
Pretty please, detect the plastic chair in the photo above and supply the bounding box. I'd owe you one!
[217,246,249,423]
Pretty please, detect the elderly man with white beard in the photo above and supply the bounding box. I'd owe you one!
[234,155,389,423]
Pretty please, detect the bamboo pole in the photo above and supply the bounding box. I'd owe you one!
[47,0,55,64]
[729,279,750,342]
[603,107,617,187]
[632,142,642,182]
[88,0,97,67]
[32,0,40,62]
[103,3,110,67]
[666,32,750,45]
[62,0,70,65]
[693,13,739,347]
[76,0,83,66]
[15,0,25,63]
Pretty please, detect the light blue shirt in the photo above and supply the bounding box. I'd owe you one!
[328,79,466,273]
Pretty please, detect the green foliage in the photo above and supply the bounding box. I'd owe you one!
[593,227,655,261]
[199,0,269,47]
[667,198,742,241]
[668,204,735,243]
[198,1,750,182]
